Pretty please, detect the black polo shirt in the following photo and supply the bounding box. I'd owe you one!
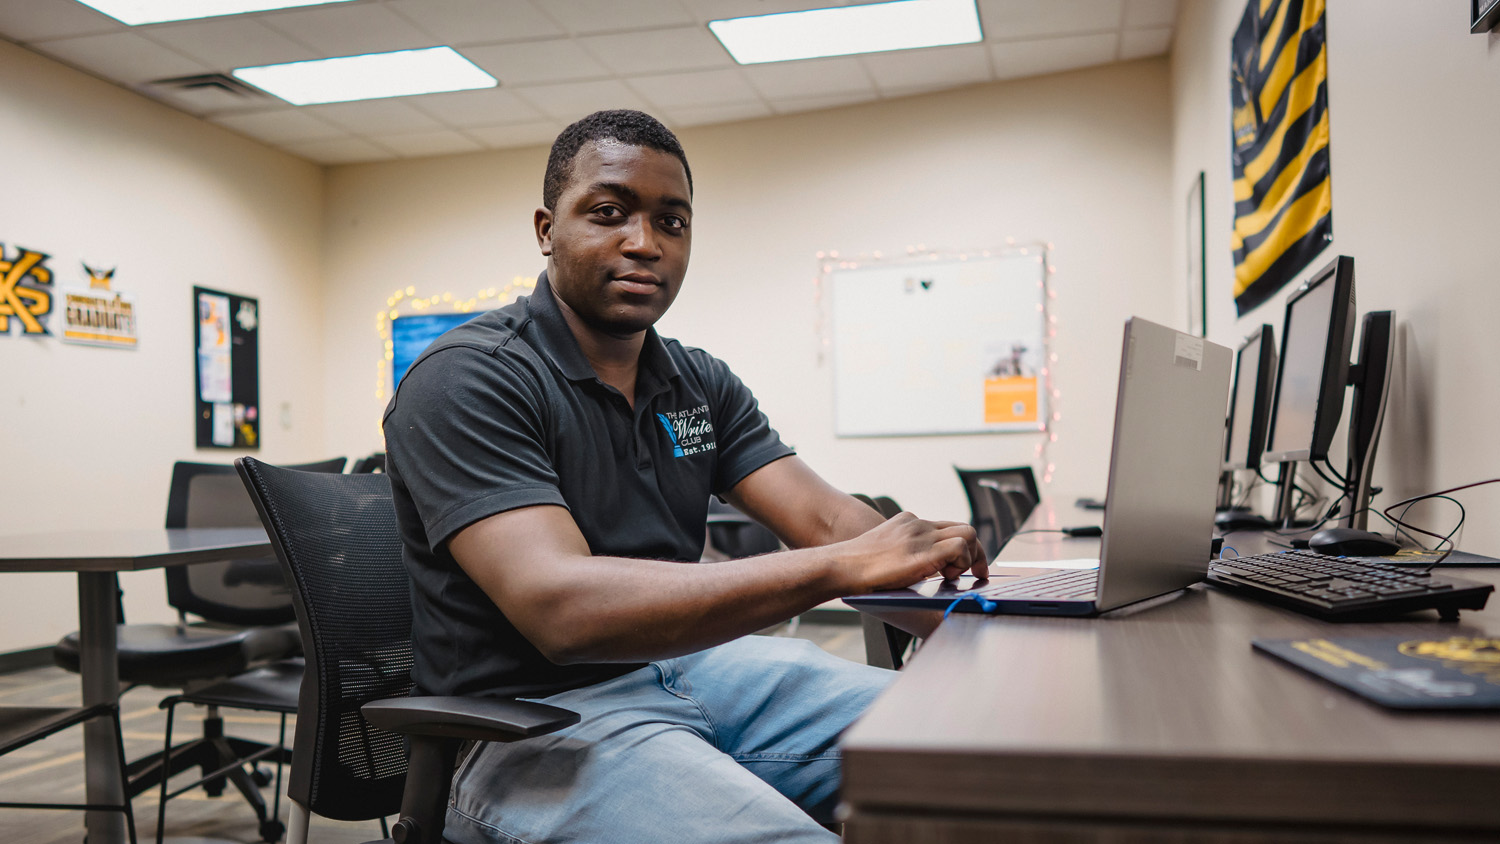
[383,272,793,699]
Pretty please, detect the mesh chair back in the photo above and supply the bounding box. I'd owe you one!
[955,466,1039,556]
[704,498,780,558]
[165,459,345,626]
[235,457,412,822]
[975,481,1021,552]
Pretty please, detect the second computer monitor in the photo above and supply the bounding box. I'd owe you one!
[1263,255,1357,464]
[1223,323,1276,472]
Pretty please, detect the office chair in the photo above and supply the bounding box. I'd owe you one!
[975,479,1024,552]
[0,704,137,842]
[54,458,345,843]
[850,494,918,670]
[234,457,579,844]
[350,452,386,474]
[955,466,1039,558]
[703,497,782,558]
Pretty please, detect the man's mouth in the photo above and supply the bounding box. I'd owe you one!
[611,273,661,295]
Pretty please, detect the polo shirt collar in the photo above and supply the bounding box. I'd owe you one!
[526,270,682,387]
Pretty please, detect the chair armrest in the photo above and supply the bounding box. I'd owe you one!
[361,696,579,743]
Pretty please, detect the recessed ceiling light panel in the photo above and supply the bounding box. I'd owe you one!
[709,0,983,65]
[76,0,356,26]
[233,47,497,106]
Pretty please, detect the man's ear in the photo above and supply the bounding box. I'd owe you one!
[535,207,553,256]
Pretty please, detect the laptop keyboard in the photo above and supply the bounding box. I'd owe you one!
[976,568,1098,600]
[1207,550,1493,620]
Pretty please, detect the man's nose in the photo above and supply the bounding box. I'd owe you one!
[621,215,660,260]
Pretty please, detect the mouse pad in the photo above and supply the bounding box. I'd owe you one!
[1345,549,1500,567]
[1253,636,1500,709]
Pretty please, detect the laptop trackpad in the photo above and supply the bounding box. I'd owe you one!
[905,568,1058,597]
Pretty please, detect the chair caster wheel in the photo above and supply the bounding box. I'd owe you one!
[259,818,285,842]
[250,765,273,786]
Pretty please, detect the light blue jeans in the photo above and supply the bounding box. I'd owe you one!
[444,636,893,844]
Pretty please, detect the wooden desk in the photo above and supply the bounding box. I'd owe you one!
[841,510,1500,842]
[0,528,271,844]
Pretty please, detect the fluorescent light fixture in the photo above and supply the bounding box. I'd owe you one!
[233,47,496,106]
[76,0,355,26]
[709,0,982,65]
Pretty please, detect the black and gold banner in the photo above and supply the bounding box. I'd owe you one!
[1230,0,1331,316]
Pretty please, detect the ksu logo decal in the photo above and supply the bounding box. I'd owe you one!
[656,405,716,458]
[0,244,54,335]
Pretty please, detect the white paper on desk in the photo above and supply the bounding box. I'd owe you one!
[990,558,1099,570]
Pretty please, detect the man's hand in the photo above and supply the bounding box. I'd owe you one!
[835,513,988,593]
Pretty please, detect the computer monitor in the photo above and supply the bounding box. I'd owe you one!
[391,311,486,386]
[1263,255,1356,464]
[1223,324,1276,472]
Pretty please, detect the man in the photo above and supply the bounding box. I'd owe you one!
[384,110,986,843]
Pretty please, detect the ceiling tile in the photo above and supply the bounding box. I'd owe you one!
[461,38,612,87]
[284,136,397,165]
[407,87,545,128]
[300,99,446,134]
[628,68,758,110]
[681,0,851,24]
[977,0,1123,39]
[579,26,732,76]
[142,19,317,69]
[259,3,438,57]
[210,109,346,144]
[540,0,696,36]
[372,130,485,157]
[768,90,878,115]
[988,33,1118,80]
[466,120,564,149]
[32,31,208,85]
[1120,27,1172,60]
[658,101,771,128]
[142,81,275,115]
[386,0,563,45]
[511,79,651,123]
[861,44,992,95]
[0,0,122,42]
[743,56,873,100]
[1124,0,1178,29]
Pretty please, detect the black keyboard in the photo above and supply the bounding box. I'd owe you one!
[1207,550,1493,620]
[976,568,1098,600]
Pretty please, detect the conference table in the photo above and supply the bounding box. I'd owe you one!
[0,527,273,844]
[840,506,1500,842]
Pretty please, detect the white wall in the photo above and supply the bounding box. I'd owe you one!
[1172,1,1500,552]
[0,41,328,651]
[322,58,1174,524]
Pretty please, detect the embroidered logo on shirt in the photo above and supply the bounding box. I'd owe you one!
[656,405,716,458]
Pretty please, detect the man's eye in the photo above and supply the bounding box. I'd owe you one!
[661,216,687,230]
[594,205,623,218]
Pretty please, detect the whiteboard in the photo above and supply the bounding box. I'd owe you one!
[831,253,1048,437]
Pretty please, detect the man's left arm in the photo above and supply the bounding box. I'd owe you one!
[723,455,888,549]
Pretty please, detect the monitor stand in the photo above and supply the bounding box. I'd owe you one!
[1342,311,1394,531]
[1272,461,1302,529]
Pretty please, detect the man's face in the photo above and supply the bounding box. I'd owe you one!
[537,140,692,336]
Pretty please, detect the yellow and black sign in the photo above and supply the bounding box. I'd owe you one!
[62,264,138,348]
[1230,0,1332,315]
[0,244,54,335]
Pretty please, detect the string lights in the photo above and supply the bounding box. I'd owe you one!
[813,241,1061,490]
[372,275,536,430]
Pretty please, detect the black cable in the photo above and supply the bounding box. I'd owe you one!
[1320,457,1350,488]
[992,529,1071,558]
[1380,480,1500,570]
[1308,458,1347,493]
[1256,468,1276,485]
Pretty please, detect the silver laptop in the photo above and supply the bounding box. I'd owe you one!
[845,317,1231,617]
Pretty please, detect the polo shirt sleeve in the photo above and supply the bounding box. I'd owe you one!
[700,353,795,495]
[384,344,567,548]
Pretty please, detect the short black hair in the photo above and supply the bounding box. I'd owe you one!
[543,110,692,211]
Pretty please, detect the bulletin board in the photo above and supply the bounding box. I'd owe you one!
[831,252,1047,437]
[193,285,260,449]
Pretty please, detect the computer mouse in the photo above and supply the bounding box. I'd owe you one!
[1214,509,1273,532]
[1308,527,1401,557]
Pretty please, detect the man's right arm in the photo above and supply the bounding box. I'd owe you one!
[446,504,977,666]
